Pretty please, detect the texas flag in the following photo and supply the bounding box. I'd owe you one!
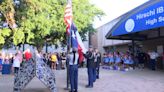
[70,22,87,63]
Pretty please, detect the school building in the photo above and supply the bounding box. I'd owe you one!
[90,0,164,69]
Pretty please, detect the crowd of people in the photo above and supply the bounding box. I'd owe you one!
[0,49,67,75]
[102,50,159,71]
[42,52,67,70]
[0,47,161,92]
[0,52,14,73]
[102,51,135,71]
[0,49,32,74]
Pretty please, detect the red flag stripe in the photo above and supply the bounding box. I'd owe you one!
[64,4,73,35]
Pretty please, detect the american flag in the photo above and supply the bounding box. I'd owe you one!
[64,4,73,35]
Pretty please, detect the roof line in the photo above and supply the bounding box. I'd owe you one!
[106,0,161,39]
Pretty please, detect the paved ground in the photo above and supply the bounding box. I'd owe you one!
[0,67,164,92]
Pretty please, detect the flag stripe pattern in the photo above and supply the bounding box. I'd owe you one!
[71,23,87,63]
[64,4,73,35]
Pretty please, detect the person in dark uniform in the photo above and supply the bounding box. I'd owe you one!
[84,46,95,88]
[94,49,101,79]
[68,48,79,92]
[43,53,47,63]
[137,51,146,69]
[47,53,52,68]
[148,50,159,70]
[93,49,96,83]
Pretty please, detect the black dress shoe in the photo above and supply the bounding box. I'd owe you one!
[85,85,90,87]
[85,85,93,88]
[69,90,78,92]
[96,76,99,79]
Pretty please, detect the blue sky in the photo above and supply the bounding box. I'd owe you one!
[91,0,149,28]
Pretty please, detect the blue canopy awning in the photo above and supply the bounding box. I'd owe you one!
[106,0,164,38]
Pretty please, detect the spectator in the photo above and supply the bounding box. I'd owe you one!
[123,54,130,70]
[114,52,122,70]
[13,53,21,74]
[0,53,2,72]
[43,53,47,63]
[61,53,66,69]
[24,49,32,61]
[4,54,10,64]
[56,53,62,70]
[103,53,109,65]
[148,50,159,70]
[17,51,23,65]
[109,53,114,69]
[51,53,57,69]
[47,53,52,68]
[129,54,135,69]
[137,51,146,69]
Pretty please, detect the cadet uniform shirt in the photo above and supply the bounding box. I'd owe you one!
[69,53,79,65]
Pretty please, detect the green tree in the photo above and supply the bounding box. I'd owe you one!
[79,24,95,41]
[0,0,104,50]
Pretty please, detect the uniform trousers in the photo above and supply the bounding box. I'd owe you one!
[69,65,78,92]
[87,67,95,86]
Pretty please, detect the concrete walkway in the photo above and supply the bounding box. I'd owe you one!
[0,68,164,92]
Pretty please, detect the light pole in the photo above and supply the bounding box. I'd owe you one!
[23,33,28,51]
[45,39,48,53]
[67,0,72,5]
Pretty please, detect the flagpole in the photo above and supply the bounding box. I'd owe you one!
[65,34,70,90]
[67,0,72,5]
[65,0,72,90]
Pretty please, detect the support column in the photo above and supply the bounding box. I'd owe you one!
[132,39,135,55]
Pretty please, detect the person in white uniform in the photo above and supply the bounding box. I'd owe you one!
[68,48,79,92]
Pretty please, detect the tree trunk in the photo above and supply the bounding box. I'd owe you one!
[36,45,43,53]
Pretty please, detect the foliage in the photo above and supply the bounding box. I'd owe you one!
[0,0,104,49]
[79,24,95,41]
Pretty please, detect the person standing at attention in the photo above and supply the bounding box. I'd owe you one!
[94,49,101,79]
[68,48,79,92]
[84,46,95,88]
